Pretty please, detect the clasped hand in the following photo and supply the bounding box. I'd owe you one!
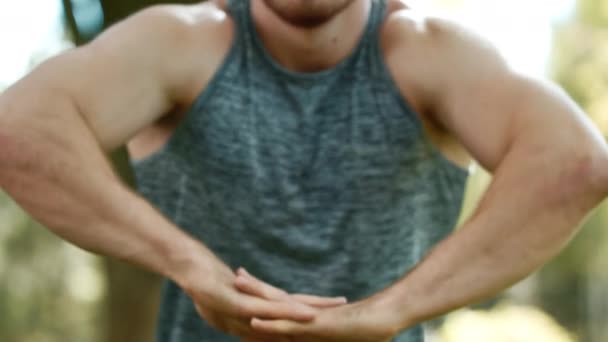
[183,256,398,341]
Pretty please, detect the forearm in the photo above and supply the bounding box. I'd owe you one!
[382,141,608,330]
[0,90,205,284]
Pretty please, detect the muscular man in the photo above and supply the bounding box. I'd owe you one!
[1,0,606,341]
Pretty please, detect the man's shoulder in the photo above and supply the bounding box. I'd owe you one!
[145,1,235,61]
[382,5,504,73]
[383,6,462,53]
[379,6,450,112]
[132,1,232,39]
[91,1,233,63]
[380,3,481,170]
[122,1,235,105]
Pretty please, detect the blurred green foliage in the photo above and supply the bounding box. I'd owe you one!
[0,192,102,342]
[537,0,608,339]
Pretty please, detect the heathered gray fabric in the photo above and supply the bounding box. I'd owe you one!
[133,0,468,341]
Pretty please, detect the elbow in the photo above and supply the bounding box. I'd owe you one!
[593,149,608,197]
[0,93,21,161]
[0,101,22,159]
[562,146,608,204]
[0,99,36,188]
[0,126,23,188]
[584,137,608,196]
[0,105,18,173]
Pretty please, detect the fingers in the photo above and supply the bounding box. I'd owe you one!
[251,318,308,335]
[290,294,348,308]
[197,306,292,341]
[236,295,318,322]
[236,268,347,308]
[235,268,290,301]
[225,318,279,341]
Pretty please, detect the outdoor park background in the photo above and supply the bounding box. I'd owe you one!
[0,0,607,341]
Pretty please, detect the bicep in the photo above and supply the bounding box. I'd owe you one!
[13,6,188,151]
[430,20,601,172]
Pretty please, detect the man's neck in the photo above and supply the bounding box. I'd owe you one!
[251,0,371,73]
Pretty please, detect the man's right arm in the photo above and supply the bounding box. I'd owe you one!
[0,5,202,282]
[0,6,333,332]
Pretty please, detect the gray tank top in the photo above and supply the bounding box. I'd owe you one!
[133,0,468,341]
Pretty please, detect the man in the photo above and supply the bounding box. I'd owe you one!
[0,0,606,341]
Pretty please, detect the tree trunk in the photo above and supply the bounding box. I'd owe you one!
[102,149,163,342]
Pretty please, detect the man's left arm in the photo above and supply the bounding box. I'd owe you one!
[371,17,608,329]
[242,15,608,341]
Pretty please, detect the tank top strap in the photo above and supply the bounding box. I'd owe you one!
[368,0,389,36]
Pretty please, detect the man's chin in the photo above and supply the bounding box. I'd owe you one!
[279,15,335,29]
[262,0,355,29]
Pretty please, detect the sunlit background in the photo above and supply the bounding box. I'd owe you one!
[0,0,607,341]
